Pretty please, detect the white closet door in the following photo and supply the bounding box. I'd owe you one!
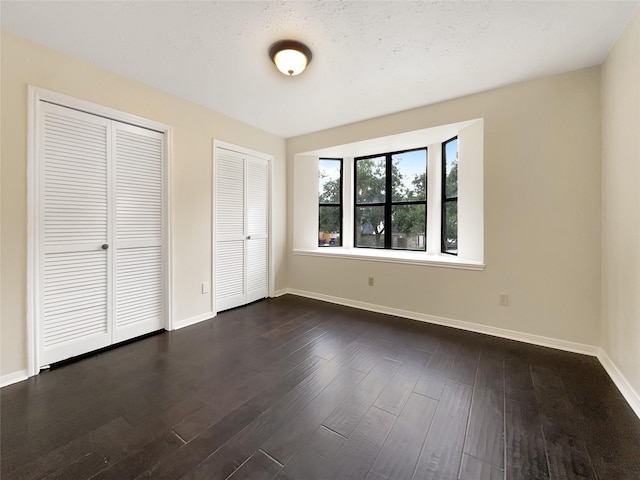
[215,147,269,312]
[113,122,164,342]
[246,156,269,304]
[39,102,112,365]
[215,149,246,311]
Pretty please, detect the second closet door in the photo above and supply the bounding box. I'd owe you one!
[215,147,269,312]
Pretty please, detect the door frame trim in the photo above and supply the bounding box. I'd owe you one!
[212,140,275,314]
[27,86,173,377]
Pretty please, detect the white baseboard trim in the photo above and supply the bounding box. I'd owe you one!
[284,288,599,356]
[173,311,215,330]
[273,289,288,297]
[597,349,640,419]
[1,370,29,388]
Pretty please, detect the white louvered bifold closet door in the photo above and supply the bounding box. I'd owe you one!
[246,156,269,304]
[112,122,164,343]
[215,147,269,312]
[37,101,166,367]
[39,103,112,365]
[215,149,246,311]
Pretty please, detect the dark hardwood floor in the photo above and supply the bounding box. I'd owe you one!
[2,295,640,479]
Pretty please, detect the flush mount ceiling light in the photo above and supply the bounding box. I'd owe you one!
[269,40,312,76]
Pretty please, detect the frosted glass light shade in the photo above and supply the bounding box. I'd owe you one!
[269,40,312,76]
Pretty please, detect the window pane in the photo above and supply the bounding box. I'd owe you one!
[318,206,341,246]
[355,206,385,247]
[391,204,426,250]
[319,159,341,204]
[391,149,427,202]
[356,157,386,204]
[443,201,458,254]
[444,139,458,199]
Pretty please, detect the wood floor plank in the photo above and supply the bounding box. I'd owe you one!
[43,451,108,480]
[531,366,597,479]
[260,312,318,340]
[458,454,503,480]
[91,431,184,480]
[344,338,394,374]
[369,392,438,479]
[227,450,282,480]
[2,417,131,480]
[285,331,354,364]
[246,326,329,371]
[322,340,382,373]
[260,367,365,464]
[274,426,346,480]
[463,350,505,469]
[505,399,549,480]
[321,406,397,480]
[413,381,473,480]
[322,357,400,438]
[505,350,537,406]
[449,344,480,387]
[172,357,299,442]
[373,349,431,416]
[181,360,349,479]
[142,403,263,479]
[542,431,598,480]
[413,341,459,399]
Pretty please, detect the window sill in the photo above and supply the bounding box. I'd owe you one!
[293,248,485,271]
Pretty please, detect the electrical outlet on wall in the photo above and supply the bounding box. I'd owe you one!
[202,282,209,294]
[499,293,509,306]
[368,277,375,287]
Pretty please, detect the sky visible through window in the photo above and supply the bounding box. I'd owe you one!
[319,159,340,201]
[393,149,427,199]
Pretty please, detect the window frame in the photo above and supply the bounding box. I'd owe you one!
[318,157,343,247]
[353,147,428,251]
[441,136,458,255]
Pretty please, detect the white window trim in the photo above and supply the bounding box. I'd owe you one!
[295,119,484,270]
[293,247,485,270]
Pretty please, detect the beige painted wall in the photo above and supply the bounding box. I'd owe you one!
[0,32,287,377]
[601,9,640,397]
[287,67,602,348]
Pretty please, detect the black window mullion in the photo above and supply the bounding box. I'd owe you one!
[384,154,392,249]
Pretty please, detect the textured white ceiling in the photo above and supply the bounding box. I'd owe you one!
[2,1,638,138]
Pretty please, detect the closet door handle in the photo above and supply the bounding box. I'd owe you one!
[101,244,109,250]
[246,235,251,240]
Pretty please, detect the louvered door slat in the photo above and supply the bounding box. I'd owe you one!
[113,123,164,342]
